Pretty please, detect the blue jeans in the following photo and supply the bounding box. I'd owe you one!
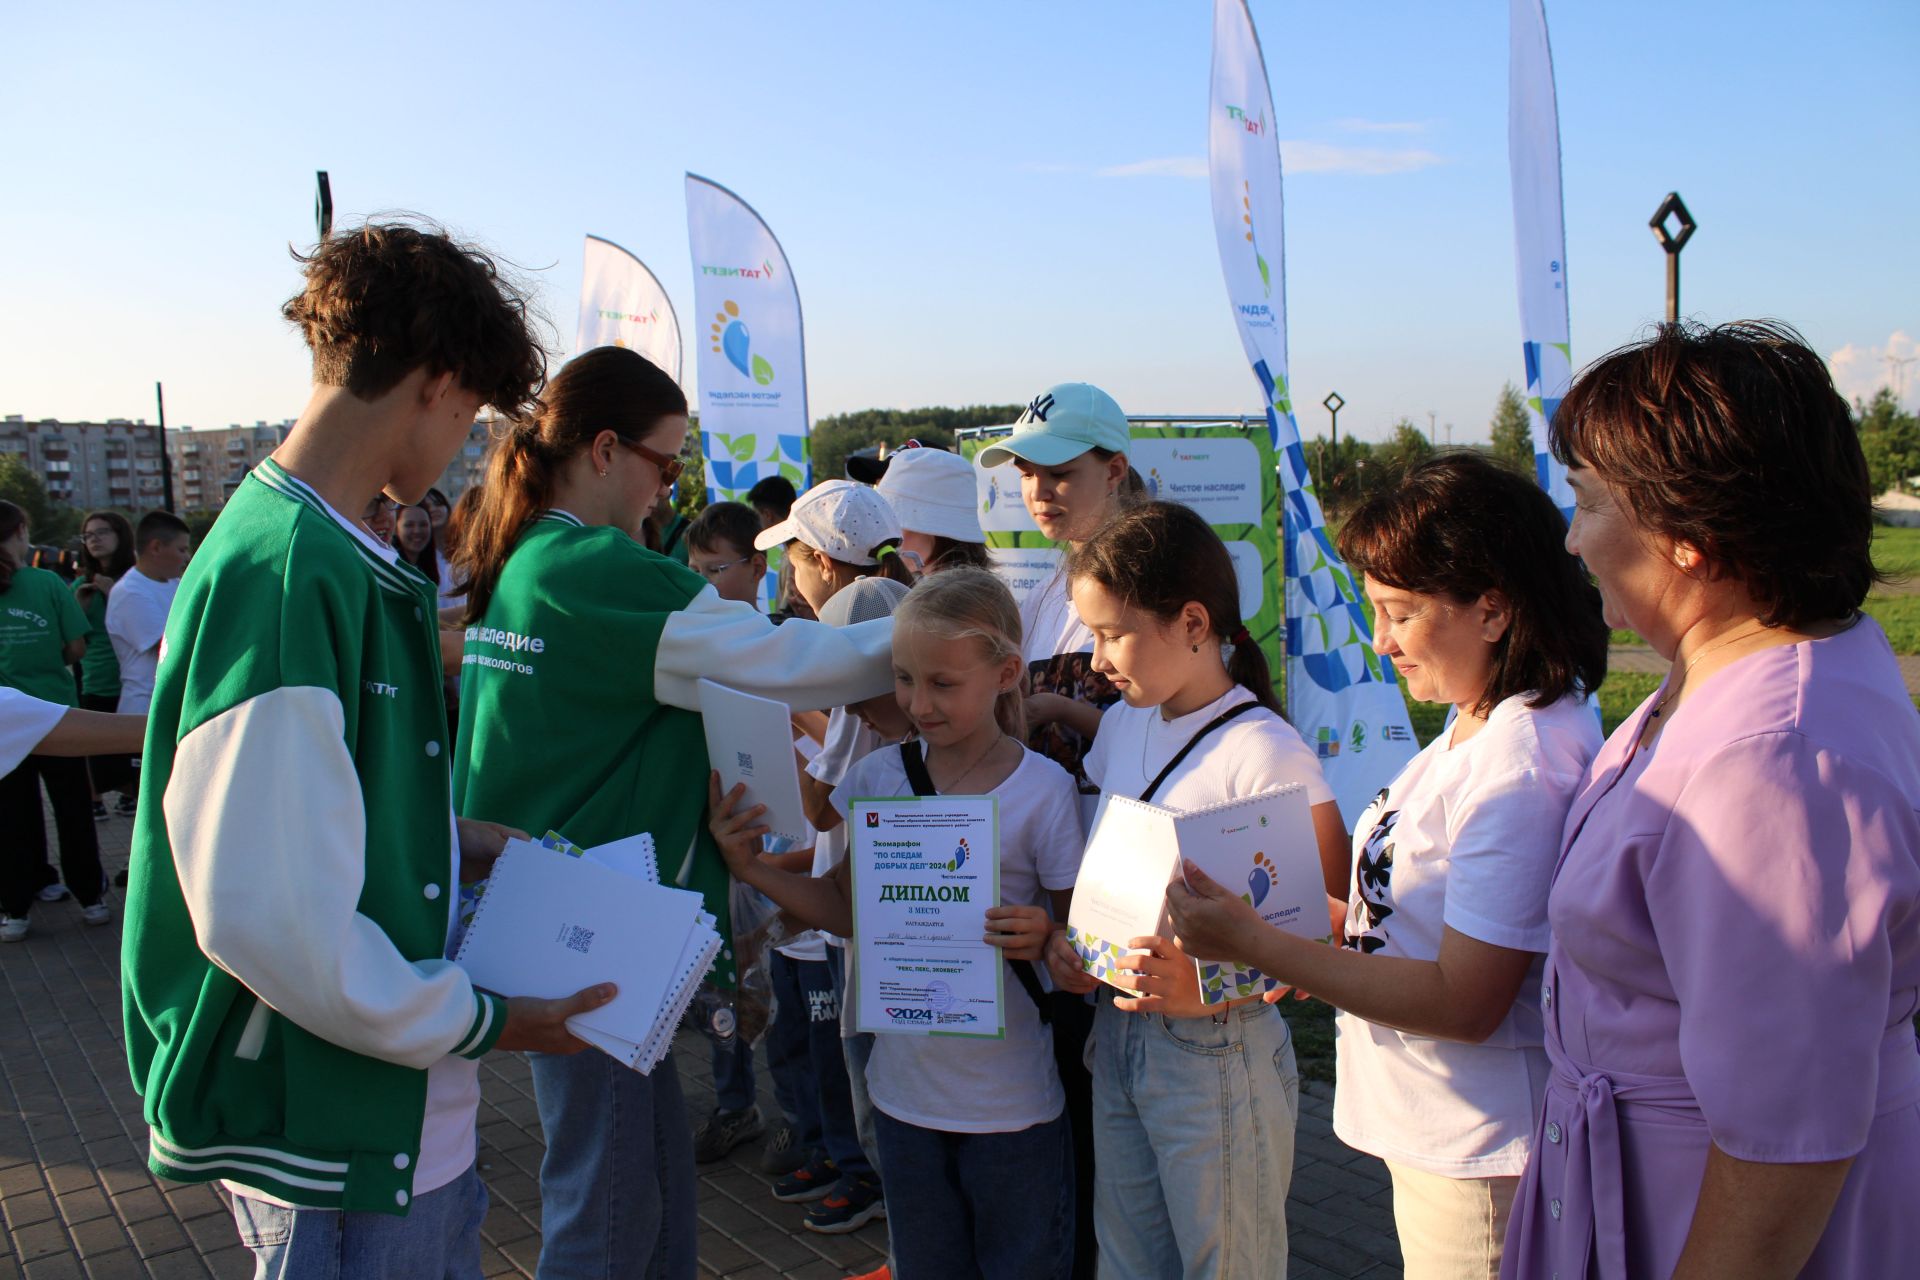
[527,1048,696,1279]
[228,1164,487,1279]
[874,1108,1074,1280]
[824,945,882,1169]
[1090,994,1299,1279]
[769,950,872,1179]
[711,1032,756,1115]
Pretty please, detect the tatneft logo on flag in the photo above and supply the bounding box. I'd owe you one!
[596,308,660,325]
[1223,104,1266,135]
[700,259,776,281]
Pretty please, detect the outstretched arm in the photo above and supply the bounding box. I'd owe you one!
[1165,862,1534,1043]
[709,773,854,937]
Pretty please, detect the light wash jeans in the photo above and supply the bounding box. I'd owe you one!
[228,1164,488,1279]
[528,1047,696,1279]
[1090,994,1299,1279]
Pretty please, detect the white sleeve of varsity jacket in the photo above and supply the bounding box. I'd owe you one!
[167,685,498,1071]
[654,585,896,713]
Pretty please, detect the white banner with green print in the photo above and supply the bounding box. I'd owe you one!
[685,173,811,505]
[1509,0,1576,520]
[1208,0,1417,819]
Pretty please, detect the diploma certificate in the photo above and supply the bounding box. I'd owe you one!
[849,796,1003,1038]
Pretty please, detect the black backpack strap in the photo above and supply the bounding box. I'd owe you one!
[899,740,936,797]
[899,740,1051,1024]
[1139,700,1263,804]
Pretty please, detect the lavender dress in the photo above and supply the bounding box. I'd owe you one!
[1502,619,1920,1278]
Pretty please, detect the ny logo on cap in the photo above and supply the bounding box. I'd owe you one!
[1024,393,1055,423]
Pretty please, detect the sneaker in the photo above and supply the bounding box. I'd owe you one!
[81,903,111,927]
[37,883,70,903]
[804,1175,885,1235]
[758,1121,807,1176]
[771,1155,839,1203]
[117,795,137,816]
[0,916,27,943]
[92,801,109,820]
[848,1269,890,1280]
[692,1105,764,1164]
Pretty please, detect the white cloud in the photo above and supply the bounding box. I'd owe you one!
[1096,156,1209,179]
[1829,330,1919,409]
[1280,141,1445,175]
[1331,117,1434,135]
[1094,144,1444,180]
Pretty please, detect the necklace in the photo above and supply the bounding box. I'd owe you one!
[933,731,1008,794]
[1648,622,1773,720]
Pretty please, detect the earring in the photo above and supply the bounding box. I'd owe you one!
[597,467,608,478]
[1192,643,1200,653]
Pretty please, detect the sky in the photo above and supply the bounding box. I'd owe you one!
[2,1,1916,445]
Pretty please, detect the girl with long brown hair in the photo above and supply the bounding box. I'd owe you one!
[450,345,892,1278]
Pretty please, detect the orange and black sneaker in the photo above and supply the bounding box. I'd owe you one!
[771,1154,839,1203]
[804,1173,885,1234]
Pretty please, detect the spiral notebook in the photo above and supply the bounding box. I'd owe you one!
[1065,784,1325,1005]
[698,679,810,846]
[454,841,721,1073]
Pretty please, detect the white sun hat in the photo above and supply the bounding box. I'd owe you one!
[753,478,903,565]
[875,447,986,545]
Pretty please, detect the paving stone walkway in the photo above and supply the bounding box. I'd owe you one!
[3,809,1402,1278]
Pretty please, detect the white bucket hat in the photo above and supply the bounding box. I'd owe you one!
[753,479,903,565]
[876,448,986,545]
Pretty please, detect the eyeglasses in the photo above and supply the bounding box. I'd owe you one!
[693,556,751,580]
[618,438,684,487]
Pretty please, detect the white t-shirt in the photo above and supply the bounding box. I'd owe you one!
[1019,567,1093,666]
[830,743,1083,1133]
[804,707,883,951]
[1332,693,1600,1178]
[1083,685,1336,811]
[0,687,67,775]
[105,568,179,714]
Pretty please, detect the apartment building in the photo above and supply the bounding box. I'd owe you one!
[167,421,293,511]
[0,416,170,512]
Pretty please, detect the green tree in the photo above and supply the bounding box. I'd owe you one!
[1489,382,1534,473]
[1305,435,1374,517]
[1375,419,1435,485]
[809,404,1025,483]
[0,453,55,532]
[1856,388,1920,496]
[674,423,707,519]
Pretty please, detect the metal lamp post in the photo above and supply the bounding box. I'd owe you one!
[1649,192,1696,324]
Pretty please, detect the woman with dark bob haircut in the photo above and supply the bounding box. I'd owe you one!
[1496,321,1920,1280]
[1169,451,1607,1278]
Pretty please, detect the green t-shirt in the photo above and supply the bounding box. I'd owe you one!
[0,565,88,705]
[75,582,122,699]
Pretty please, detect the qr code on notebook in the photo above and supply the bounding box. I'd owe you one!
[557,924,594,954]
[736,751,754,771]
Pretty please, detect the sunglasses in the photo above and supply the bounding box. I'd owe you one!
[618,438,684,487]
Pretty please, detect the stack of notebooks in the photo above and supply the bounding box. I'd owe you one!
[455,830,722,1074]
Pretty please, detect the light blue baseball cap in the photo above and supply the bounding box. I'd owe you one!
[977,382,1130,469]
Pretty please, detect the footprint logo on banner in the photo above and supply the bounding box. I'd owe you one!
[949,838,971,872]
[710,301,775,385]
[1244,851,1277,908]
